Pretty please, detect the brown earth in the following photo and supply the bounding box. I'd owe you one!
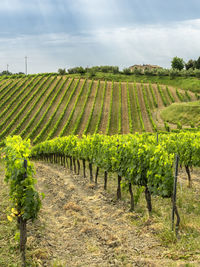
[26,161,199,266]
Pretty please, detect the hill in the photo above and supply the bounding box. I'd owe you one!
[0,74,198,144]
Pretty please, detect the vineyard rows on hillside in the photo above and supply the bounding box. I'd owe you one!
[0,75,197,144]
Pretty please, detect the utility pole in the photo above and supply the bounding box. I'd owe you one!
[7,64,9,74]
[25,56,27,75]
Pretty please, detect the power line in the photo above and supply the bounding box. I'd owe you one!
[25,56,27,75]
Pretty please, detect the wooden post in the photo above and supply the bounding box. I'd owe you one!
[89,163,93,182]
[172,154,180,235]
[117,175,122,200]
[95,166,99,185]
[104,171,107,190]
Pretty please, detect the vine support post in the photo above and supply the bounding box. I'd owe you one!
[77,159,80,175]
[145,186,152,214]
[128,182,134,211]
[95,166,99,185]
[172,154,180,236]
[89,163,93,182]
[69,156,72,171]
[82,159,86,178]
[117,175,122,200]
[104,171,108,190]
[73,157,76,173]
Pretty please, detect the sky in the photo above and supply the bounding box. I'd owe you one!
[1,0,200,74]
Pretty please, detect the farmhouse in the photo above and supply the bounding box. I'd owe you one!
[129,64,163,72]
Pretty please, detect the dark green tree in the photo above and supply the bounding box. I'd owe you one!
[171,57,185,71]
[58,68,66,75]
[185,59,196,70]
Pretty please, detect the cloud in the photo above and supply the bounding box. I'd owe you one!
[1,18,200,73]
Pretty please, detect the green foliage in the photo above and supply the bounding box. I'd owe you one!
[134,83,145,131]
[123,68,131,75]
[171,57,185,71]
[4,136,41,220]
[58,68,66,75]
[83,80,100,135]
[177,121,182,129]
[141,83,157,131]
[94,81,106,134]
[118,82,122,134]
[126,82,133,133]
[157,83,168,106]
[31,133,175,198]
[105,81,114,135]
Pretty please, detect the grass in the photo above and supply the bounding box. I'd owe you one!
[65,72,200,93]
[160,101,200,127]
[87,163,200,264]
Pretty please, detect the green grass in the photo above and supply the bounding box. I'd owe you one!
[65,72,200,93]
[160,101,200,127]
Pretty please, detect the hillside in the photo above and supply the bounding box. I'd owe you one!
[0,74,198,144]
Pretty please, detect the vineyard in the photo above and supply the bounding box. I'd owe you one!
[1,73,200,266]
[0,74,198,144]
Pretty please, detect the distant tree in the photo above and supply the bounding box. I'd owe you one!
[58,68,66,75]
[171,57,185,71]
[195,56,200,69]
[123,68,131,75]
[185,59,196,70]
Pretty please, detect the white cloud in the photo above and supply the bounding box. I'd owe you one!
[1,18,200,73]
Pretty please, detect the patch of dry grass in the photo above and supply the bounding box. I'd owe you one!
[63,201,82,212]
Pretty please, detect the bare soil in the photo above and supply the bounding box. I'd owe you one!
[27,161,188,267]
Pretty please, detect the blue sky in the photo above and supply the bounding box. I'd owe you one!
[1,0,200,73]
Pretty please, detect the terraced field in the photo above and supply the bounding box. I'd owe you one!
[0,74,197,144]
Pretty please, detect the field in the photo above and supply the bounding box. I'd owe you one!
[1,73,200,266]
[0,74,199,144]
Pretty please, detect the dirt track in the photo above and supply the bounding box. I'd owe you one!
[27,161,191,267]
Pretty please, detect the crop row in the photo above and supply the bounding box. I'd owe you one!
[59,79,87,137]
[134,83,145,131]
[26,77,61,141]
[126,82,133,133]
[94,81,106,134]
[34,77,70,143]
[72,80,94,135]
[20,77,57,138]
[141,84,157,131]
[105,81,114,135]
[83,80,100,135]
[0,76,45,139]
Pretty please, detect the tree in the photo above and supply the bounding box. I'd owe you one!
[58,68,66,75]
[195,56,200,69]
[171,57,184,71]
[185,59,196,70]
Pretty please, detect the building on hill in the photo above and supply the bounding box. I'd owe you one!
[129,64,163,73]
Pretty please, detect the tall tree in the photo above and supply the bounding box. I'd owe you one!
[171,57,185,71]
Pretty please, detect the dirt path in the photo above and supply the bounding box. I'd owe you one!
[28,161,189,266]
